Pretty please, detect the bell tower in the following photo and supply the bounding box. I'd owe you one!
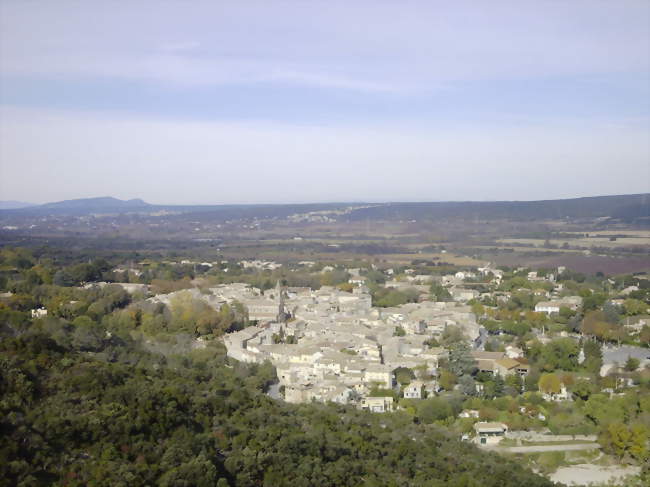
[276,280,289,323]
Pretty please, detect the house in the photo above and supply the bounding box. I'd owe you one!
[471,351,529,377]
[455,271,476,280]
[30,307,47,318]
[541,384,571,402]
[473,422,508,445]
[534,296,582,315]
[459,409,480,419]
[364,364,393,388]
[403,380,424,399]
[451,288,480,302]
[505,345,524,359]
[361,396,394,413]
[424,380,442,395]
[320,386,353,405]
[284,384,312,403]
[494,358,530,377]
[534,301,561,314]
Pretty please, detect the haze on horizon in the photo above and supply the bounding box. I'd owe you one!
[0,0,649,206]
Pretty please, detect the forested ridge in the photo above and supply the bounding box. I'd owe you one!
[1,324,556,486]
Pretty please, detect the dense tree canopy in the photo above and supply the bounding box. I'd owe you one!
[0,323,556,487]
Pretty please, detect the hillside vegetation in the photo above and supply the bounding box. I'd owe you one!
[0,321,556,487]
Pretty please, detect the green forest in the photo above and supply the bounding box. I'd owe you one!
[1,323,557,486]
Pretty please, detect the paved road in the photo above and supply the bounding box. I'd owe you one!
[602,345,649,364]
[495,443,600,453]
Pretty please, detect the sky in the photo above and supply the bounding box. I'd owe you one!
[0,0,648,205]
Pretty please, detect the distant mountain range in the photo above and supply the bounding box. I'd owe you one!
[1,194,648,222]
[38,196,150,211]
[343,194,650,222]
[0,200,35,210]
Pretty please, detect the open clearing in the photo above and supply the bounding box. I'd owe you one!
[549,464,641,486]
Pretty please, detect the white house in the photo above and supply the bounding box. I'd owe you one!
[534,301,561,314]
[403,380,424,399]
[541,384,571,402]
[364,364,393,388]
[474,422,508,445]
[534,297,582,315]
[361,396,394,413]
[30,307,48,318]
[459,409,480,419]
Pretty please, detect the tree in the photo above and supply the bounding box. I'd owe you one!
[471,302,485,317]
[458,375,477,396]
[393,326,406,337]
[53,270,75,287]
[394,367,415,386]
[582,292,606,312]
[482,375,505,399]
[583,394,626,427]
[640,325,650,347]
[423,337,439,348]
[599,423,649,462]
[505,374,523,396]
[571,379,596,401]
[559,306,576,319]
[447,341,476,377]
[624,356,640,372]
[537,339,579,372]
[602,301,621,324]
[438,369,457,391]
[582,340,603,374]
[417,397,454,423]
[524,369,540,392]
[624,299,647,316]
[440,325,466,347]
[538,373,561,395]
[429,283,452,302]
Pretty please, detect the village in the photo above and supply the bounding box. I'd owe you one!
[13,251,649,478]
[188,260,649,453]
[2,243,649,485]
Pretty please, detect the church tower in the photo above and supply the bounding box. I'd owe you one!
[276,280,289,323]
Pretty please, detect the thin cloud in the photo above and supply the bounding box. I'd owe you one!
[1,1,648,91]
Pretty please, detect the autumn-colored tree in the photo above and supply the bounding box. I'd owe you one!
[599,423,649,461]
[538,373,561,395]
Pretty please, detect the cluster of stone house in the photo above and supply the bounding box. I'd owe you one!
[221,282,482,409]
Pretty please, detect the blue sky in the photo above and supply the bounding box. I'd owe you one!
[0,1,648,204]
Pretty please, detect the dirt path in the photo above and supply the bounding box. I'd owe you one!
[497,443,600,453]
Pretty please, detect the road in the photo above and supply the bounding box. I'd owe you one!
[494,443,600,453]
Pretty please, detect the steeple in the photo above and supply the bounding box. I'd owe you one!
[276,280,289,323]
